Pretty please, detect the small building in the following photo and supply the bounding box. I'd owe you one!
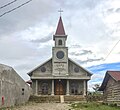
[28,16,92,97]
[0,64,31,108]
[99,71,120,105]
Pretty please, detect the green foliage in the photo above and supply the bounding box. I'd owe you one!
[93,84,100,92]
[87,92,103,102]
[0,106,14,110]
[71,102,120,110]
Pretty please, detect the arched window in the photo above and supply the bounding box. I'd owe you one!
[41,83,49,95]
[58,40,62,45]
[71,83,78,95]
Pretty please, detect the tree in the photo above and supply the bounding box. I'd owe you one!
[93,84,100,93]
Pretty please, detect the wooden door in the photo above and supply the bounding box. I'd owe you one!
[55,80,64,95]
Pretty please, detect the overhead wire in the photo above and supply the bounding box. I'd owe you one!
[0,0,32,18]
[0,0,17,9]
[0,0,119,62]
[104,39,120,60]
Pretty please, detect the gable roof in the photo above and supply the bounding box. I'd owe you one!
[27,57,92,77]
[108,71,120,81]
[99,71,120,91]
[55,16,65,35]
[68,58,93,76]
[27,58,52,76]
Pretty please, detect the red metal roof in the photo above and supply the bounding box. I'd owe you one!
[55,16,65,35]
[107,71,120,81]
[99,71,120,91]
[26,80,32,84]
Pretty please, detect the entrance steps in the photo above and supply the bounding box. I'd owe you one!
[29,95,86,103]
[64,95,86,102]
[60,95,64,103]
[29,95,60,103]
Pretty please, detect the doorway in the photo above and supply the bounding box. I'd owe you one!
[55,79,66,95]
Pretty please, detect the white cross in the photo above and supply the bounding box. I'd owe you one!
[58,8,63,16]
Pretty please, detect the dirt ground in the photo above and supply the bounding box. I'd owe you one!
[5,102,72,110]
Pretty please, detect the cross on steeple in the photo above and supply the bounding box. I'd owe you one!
[58,8,63,16]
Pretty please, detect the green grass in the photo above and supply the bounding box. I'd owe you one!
[71,102,120,110]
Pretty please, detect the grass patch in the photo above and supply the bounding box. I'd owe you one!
[71,102,120,110]
[0,101,32,110]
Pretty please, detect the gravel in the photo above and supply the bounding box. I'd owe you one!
[6,102,72,110]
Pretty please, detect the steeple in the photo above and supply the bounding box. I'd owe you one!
[53,16,67,40]
[55,16,65,35]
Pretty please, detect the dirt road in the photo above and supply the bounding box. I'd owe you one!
[5,102,72,110]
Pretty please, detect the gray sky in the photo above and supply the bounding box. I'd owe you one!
[0,0,120,90]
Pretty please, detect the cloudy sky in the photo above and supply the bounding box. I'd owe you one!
[0,0,120,91]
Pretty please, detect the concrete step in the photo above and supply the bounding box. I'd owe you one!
[64,95,86,102]
[29,95,60,103]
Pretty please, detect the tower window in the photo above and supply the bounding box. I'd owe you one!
[58,40,62,45]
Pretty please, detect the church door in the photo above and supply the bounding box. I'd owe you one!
[55,80,64,95]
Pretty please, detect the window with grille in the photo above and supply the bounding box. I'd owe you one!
[71,83,78,95]
[41,83,49,95]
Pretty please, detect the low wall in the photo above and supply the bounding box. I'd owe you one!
[29,95,86,103]
[0,64,32,108]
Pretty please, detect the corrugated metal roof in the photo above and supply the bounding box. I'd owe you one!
[108,71,120,81]
[99,71,120,91]
[26,80,32,84]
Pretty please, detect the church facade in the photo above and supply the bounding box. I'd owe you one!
[28,16,92,96]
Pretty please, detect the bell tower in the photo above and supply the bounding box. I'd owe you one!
[52,16,68,76]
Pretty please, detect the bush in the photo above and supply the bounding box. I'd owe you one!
[71,102,120,110]
[86,93,103,102]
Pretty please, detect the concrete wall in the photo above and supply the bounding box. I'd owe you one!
[33,59,52,77]
[0,64,32,108]
[68,60,88,76]
[32,79,52,95]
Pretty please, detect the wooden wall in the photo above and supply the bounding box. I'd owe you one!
[103,77,120,104]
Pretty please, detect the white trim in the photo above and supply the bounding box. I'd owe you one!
[31,76,91,80]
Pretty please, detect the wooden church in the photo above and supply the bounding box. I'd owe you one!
[28,16,92,96]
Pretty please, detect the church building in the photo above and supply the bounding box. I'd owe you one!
[28,16,92,96]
